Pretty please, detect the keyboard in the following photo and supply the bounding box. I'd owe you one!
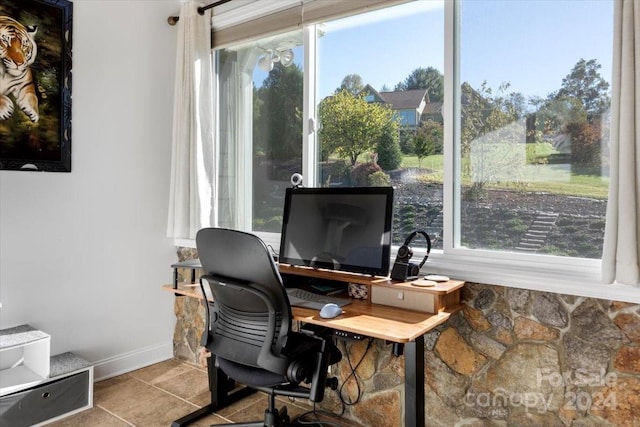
[286,288,352,310]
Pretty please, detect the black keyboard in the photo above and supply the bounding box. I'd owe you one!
[286,288,352,310]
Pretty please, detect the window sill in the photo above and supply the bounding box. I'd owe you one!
[423,252,639,304]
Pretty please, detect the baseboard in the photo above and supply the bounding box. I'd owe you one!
[91,341,174,382]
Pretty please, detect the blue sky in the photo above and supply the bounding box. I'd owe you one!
[254,0,613,102]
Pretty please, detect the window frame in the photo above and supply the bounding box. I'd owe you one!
[174,0,638,304]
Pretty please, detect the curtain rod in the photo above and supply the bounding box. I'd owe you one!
[167,0,233,26]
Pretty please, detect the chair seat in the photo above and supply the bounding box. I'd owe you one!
[218,357,287,388]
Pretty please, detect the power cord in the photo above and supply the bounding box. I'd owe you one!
[291,337,374,426]
[295,404,342,427]
[338,337,373,407]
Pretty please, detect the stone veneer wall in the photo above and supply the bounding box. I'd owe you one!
[172,249,640,426]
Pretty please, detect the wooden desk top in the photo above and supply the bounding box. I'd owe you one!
[163,283,461,343]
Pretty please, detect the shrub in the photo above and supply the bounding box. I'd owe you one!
[350,162,382,187]
[368,171,391,186]
[567,120,602,168]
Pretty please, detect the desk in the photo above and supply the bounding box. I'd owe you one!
[164,264,464,427]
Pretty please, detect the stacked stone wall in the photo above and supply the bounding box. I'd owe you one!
[172,250,640,426]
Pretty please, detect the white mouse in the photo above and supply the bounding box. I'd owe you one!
[319,303,343,319]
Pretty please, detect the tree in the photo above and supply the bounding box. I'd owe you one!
[538,59,610,168]
[376,121,402,170]
[394,67,444,102]
[319,90,398,166]
[460,81,525,156]
[552,58,610,120]
[414,120,443,169]
[336,74,364,95]
[255,63,303,164]
[459,81,526,199]
[566,120,602,168]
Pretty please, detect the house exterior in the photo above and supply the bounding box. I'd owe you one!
[362,84,432,128]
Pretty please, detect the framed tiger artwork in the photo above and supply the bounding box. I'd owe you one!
[0,0,72,172]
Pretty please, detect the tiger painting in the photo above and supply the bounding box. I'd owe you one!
[0,16,39,123]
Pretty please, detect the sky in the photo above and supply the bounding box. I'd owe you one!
[253,0,613,102]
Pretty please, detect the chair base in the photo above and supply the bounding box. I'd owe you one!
[211,392,299,427]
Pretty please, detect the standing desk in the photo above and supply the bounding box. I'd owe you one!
[164,262,464,427]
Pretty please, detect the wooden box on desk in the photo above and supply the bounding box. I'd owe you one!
[370,278,464,313]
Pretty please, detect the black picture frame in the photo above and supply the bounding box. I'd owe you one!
[0,0,72,172]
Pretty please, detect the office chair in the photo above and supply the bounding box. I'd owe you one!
[196,227,341,427]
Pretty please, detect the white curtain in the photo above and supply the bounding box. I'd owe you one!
[602,0,640,286]
[167,1,217,239]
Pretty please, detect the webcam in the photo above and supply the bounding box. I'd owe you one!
[290,173,303,188]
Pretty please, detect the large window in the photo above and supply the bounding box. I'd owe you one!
[216,30,304,232]
[316,2,445,248]
[457,0,612,259]
[212,0,616,296]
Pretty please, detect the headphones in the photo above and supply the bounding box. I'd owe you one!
[390,230,431,281]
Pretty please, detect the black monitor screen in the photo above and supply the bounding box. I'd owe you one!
[279,187,394,277]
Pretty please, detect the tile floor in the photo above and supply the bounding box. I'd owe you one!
[48,358,362,427]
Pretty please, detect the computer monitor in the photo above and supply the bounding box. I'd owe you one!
[279,186,394,277]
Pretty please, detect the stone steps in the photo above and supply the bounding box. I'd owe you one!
[515,212,559,253]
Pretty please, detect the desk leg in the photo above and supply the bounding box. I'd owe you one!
[404,336,425,427]
[171,355,255,427]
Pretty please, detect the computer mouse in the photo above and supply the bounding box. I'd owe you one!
[319,303,343,319]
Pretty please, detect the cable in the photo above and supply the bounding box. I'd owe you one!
[291,337,373,426]
[295,406,342,427]
[337,337,374,407]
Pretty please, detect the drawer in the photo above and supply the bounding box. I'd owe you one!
[0,369,90,427]
[371,286,436,313]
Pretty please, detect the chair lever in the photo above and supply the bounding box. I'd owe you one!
[325,376,339,390]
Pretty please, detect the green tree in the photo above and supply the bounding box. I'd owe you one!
[394,66,444,102]
[553,58,610,120]
[255,63,303,163]
[376,121,402,170]
[336,74,364,95]
[414,120,443,169]
[319,90,397,166]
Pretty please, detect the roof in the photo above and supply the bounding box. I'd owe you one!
[378,88,429,110]
[422,102,443,115]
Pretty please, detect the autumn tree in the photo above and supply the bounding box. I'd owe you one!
[319,90,398,166]
[539,58,610,167]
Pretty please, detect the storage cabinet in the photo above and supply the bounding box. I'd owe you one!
[0,325,93,426]
[0,325,50,396]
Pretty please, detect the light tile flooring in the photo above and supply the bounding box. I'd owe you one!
[48,358,361,427]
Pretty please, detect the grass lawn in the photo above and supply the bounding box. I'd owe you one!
[399,153,608,199]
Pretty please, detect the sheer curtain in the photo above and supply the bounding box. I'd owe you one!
[602,0,640,287]
[167,1,216,239]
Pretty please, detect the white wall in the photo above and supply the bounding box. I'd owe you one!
[0,0,182,380]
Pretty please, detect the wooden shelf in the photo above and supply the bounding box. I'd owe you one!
[278,264,391,286]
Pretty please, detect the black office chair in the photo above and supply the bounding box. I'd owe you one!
[196,227,341,427]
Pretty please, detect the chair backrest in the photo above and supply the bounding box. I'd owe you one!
[195,227,293,375]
